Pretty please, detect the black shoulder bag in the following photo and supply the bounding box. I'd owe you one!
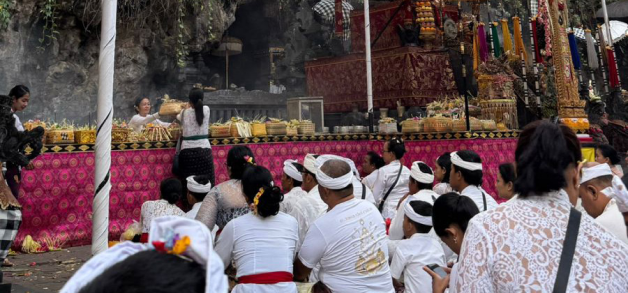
[552,207,582,293]
[378,163,403,212]
[361,183,367,200]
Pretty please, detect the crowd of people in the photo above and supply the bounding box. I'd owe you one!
[3,87,628,292]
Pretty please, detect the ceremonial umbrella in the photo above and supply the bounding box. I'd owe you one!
[596,0,628,19]
[572,21,628,43]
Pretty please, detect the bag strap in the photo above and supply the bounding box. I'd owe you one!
[481,190,487,211]
[378,163,404,212]
[361,183,366,200]
[552,207,582,293]
[175,110,185,153]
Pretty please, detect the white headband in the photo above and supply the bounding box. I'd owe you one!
[316,159,354,190]
[451,151,483,171]
[283,160,303,182]
[316,154,360,180]
[411,161,435,184]
[186,176,213,193]
[403,200,433,226]
[580,163,613,184]
[304,154,319,175]
[61,216,228,293]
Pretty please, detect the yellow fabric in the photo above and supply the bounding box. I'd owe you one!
[501,19,513,55]
[582,147,595,163]
[513,17,528,62]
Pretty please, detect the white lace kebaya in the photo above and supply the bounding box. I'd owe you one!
[454,189,628,292]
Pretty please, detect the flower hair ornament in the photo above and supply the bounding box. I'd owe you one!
[252,187,265,215]
[60,216,228,293]
[244,155,255,166]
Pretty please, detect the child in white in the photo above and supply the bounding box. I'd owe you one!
[390,199,446,293]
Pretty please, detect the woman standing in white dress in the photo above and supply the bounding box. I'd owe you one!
[215,165,298,293]
[453,121,628,292]
[128,97,171,133]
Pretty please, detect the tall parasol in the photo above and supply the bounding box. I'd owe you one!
[572,21,628,43]
[212,36,243,89]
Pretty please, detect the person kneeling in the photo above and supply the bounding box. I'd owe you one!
[391,200,446,293]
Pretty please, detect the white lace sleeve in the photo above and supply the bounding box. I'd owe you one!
[195,187,219,229]
[454,218,494,293]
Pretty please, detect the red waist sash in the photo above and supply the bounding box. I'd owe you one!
[238,271,293,284]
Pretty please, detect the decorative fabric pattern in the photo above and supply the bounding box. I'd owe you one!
[15,138,516,249]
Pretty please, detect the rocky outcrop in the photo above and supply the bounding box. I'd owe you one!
[0,0,237,123]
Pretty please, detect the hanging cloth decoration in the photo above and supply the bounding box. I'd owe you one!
[607,47,620,88]
[567,32,581,70]
[513,17,528,63]
[585,29,599,70]
[478,23,489,62]
[501,19,513,55]
[598,25,609,65]
[334,0,344,38]
[491,22,501,58]
[531,18,543,64]
[473,22,480,71]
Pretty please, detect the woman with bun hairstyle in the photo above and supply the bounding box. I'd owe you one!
[139,178,185,242]
[443,121,628,292]
[215,165,298,293]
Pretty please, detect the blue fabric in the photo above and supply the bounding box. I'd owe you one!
[568,33,582,70]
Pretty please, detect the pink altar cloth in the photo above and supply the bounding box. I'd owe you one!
[16,139,516,248]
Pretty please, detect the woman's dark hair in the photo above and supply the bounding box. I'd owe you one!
[288,162,304,187]
[160,178,182,204]
[227,146,255,180]
[498,163,516,184]
[514,121,581,198]
[452,150,483,186]
[436,152,452,183]
[133,97,149,114]
[189,175,211,202]
[78,250,205,293]
[432,192,479,237]
[367,151,385,169]
[242,165,283,218]
[596,144,621,165]
[409,162,433,190]
[188,88,205,126]
[387,138,406,160]
[408,200,433,233]
[9,85,30,100]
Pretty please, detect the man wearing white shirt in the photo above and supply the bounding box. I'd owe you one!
[295,159,394,293]
[579,163,628,244]
[290,154,327,243]
[368,138,411,219]
[317,154,376,205]
[185,175,212,219]
[449,150,498,212]
[280,159,308,214]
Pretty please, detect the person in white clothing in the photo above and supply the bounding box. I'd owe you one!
[579,163,628,244]
[317,154,376,204]
[128,97,172,133]
[215,165,299,293]
[291,154,327,244]
[368,138,411,219]
[140,178,185,237]
[423,193,480,293]
[449,151,498,212]
[450,121,628,292]
[61,216,229,293]
[294,159,394,293]
[391,200,446,293]
[433,153,453,195]
[362,151,385,178]
[595,144,624,178]
[495,163,517,200]
[281,160,308,214]
[185,175,212,219]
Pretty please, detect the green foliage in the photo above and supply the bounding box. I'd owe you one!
[0,0,12,31]
[38,0,59,51]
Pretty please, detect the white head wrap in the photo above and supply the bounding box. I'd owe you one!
[580,163,613,184]
[186,176,213,193]
[60,216,228,293]
[451,151,483,171]
[403,200,433,226]
[603,176,628,213]
[316,158,354,190]
[316,154,361,180]
[283,159,303,182]
[304,154,319,175]
[410,161,435,184]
